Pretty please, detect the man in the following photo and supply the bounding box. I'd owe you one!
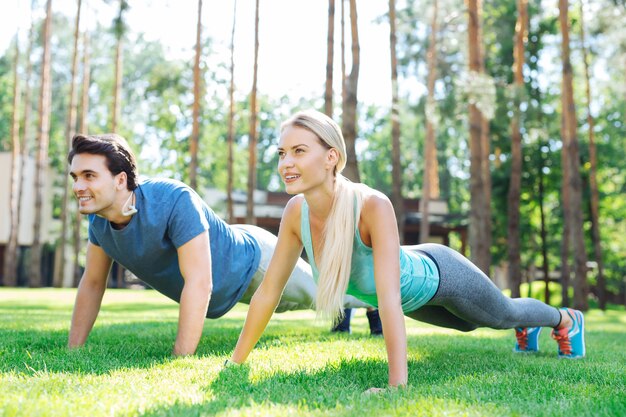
[67,133,361,356]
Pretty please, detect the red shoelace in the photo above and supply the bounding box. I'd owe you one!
[515,328,529,350]
[551,329,572,355]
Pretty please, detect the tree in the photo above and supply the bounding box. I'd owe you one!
[111,0,128,132]
[246,0,260,224]
[579,0,605,309]
[189,0,203,190]
[340,0,346,106]
[74,29,91,287]
[29,0,53,287]
[3,37,22,287]
[325,0,335,116]
[112,0,129,288]
[342,0,360,182]
[465,0,491,273]
[389,0,404,241]
[226,0,238,223]
[15,2,37,286]
[507,0,528,298]
[54,0,83,288]
[559,0,589,310]
[420,0,440,244]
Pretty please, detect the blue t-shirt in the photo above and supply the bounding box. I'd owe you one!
[88,178,261,318]
[300,199,439,313]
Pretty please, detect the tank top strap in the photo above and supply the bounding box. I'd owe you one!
[300,199,318,274]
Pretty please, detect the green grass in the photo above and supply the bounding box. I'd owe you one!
[1,288,625,417]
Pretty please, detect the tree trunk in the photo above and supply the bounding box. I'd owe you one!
[538,148,551,305]
[15,7,36,286]
[560,126,572,307]
[388,0,404,243]
[579,0,605,309]
[74,30,91,287]
[324,0,335,117]
[189,0,203,190]
[246,0,260,224]
[3,38,22,287]
[29,0,53,288]
[465,0,490,273]
[559,0,589,311]
[507,0,528,298]
[341,0,360,182]
[55,0,82,288]
[226,0,238,224]
[340,0,346,106]
[478,5,492,275]
[113,1,127,288]
[111,0,126,132]
[420,0,439,243]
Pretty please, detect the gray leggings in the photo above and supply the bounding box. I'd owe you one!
[405,243,561,332]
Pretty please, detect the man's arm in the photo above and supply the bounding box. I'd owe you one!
[68,241,113,348]
[173,231,212,356]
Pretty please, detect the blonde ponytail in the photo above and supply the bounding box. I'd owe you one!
[316,176,369,323]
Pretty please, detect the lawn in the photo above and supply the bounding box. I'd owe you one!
[0,288,625,417]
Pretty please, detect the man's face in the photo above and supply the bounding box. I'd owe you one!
[69,153,122,216]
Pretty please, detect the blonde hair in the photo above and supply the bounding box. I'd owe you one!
[281,110,369,323]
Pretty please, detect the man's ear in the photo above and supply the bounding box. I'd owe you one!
[116,172,128,190]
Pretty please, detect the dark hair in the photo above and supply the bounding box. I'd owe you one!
[68,133,139,190]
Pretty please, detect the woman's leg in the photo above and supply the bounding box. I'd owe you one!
[405,243,561,330]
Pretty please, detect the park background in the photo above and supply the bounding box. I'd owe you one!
[0,0,625,415]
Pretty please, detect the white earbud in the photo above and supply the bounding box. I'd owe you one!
[122,192,138,216]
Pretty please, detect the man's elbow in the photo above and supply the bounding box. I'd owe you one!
[192,275,212,296]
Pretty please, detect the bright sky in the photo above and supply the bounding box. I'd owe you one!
[1,0,408,106]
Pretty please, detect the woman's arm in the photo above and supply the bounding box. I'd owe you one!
[363,194,407,387]
[230,198,304,364]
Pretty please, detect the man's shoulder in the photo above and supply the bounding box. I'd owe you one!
[139,177,191,192]
[138,177,201,203]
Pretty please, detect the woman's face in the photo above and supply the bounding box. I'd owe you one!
[277,125,337,195]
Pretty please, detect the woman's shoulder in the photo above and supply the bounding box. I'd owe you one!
[360,187,393,214]
[278,194,305,239]
[284,193,305,211]
[282,194,305,222]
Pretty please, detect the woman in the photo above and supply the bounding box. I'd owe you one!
[229,110,585,389]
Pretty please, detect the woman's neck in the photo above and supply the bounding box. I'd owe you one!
[303,183,335,221]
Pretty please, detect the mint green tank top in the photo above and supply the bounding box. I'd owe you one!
[300,199,440,313]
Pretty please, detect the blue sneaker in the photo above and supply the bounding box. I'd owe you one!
[551,308,586,359]
[514,327,542,352]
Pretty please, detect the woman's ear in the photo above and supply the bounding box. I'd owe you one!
[326,148,339,170]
